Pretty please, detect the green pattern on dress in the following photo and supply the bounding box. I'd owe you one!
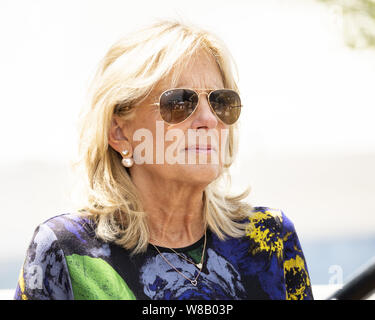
[66,254,136,300]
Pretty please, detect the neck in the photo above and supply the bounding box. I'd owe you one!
[131,169,206,248]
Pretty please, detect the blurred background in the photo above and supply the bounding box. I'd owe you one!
[0,0,374,299]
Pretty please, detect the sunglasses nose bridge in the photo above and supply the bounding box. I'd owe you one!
[195,91,213,112]
[192,91,219,125]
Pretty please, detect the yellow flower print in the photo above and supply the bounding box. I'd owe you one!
[245,209,284,262]
[284,255,311,300]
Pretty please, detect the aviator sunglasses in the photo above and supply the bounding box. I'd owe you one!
[151,88,242,125]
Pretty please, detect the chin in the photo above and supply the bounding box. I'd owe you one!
[180,163,221,185]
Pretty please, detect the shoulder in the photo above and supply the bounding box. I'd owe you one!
[237,206,313,300]
[15,213,111,300]
[31,212,101,256]
[247,206,295,235]
[40,212,96,239]
[15,213,83,300]
[241,206,298,261]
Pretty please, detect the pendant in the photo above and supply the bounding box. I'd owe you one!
[196,263,202,269]
[191,280,197,286]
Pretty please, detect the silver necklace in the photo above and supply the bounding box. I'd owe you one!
[150,229,207,286]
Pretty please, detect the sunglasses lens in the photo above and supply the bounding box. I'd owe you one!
[159,89,198,124]
[209,89,241,125]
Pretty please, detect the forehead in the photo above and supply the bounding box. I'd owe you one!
[157,50,225,93]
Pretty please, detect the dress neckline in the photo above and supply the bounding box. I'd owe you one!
[148,228,209,253]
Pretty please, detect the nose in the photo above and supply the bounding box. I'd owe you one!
[190,93,218,129]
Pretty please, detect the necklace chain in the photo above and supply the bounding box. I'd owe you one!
[150,229,207,286]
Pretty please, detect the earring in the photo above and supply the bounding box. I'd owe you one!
[121,149,134,168]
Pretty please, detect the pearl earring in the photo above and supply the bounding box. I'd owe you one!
[121,149,134,168]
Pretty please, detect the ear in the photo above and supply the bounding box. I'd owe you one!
[108,115,133,154]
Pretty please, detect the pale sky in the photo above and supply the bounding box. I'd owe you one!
[0,0,374,165]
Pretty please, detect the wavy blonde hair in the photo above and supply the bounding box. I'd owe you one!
[72,19,253,255]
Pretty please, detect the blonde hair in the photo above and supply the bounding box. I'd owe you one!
[73,19,253,255]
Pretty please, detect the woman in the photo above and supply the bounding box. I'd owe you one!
[14,20,313,300]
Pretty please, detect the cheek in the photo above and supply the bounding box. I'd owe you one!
[162,125,186,163]
[217,125,229,155]
[127,111,162,167]
[129,108,159,141]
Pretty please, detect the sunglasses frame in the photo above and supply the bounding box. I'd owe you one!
[151,88,242,125]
